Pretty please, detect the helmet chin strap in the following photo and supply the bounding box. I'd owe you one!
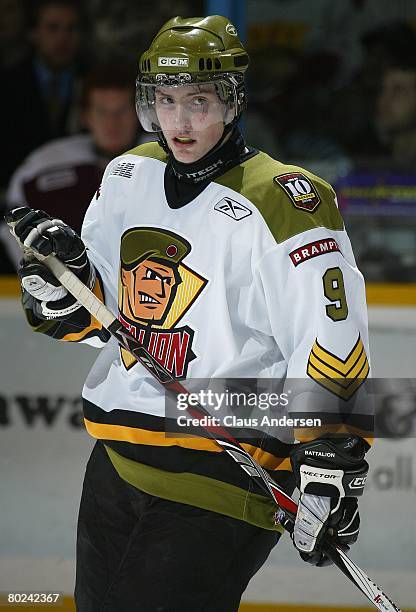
[157,118,244,185]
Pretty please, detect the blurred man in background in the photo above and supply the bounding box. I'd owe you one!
[1,63,150,269]
[334,57,416,282]
[1,0,84,191]
[375,58,416,169]
[330,21,416,163]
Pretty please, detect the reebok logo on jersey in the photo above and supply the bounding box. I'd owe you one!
[110,162,135,178]
[289,238,340,266]
[214,198,252,221]
[274,172,321,212]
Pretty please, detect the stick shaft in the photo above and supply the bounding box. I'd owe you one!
[45,256,116,329]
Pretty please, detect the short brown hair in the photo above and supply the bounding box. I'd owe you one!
[80,63,136,109]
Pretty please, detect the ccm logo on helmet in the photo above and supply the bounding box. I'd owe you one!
[158,57,189,67]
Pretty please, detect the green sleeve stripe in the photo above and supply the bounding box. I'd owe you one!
[105,445,284,532]
[214,152,344,244]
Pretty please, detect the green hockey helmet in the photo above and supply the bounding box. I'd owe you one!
[136,15,249,133]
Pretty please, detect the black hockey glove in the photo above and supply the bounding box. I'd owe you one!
[5,206,95,319]
[290,436,369,567]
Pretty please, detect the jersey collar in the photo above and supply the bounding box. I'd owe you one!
[168,127,247,185]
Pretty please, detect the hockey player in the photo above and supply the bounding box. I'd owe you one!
[6,16,372,612]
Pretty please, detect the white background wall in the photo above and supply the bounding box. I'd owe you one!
[0,299,415,608]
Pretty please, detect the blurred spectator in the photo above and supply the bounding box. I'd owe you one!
[0,0,29,70]
[1,0,85,190]
[335,57,416,204]
[247,1,416,88]
[244,1,369,171]
[245,43,350,174]
[1,63,152,270]
[375,59,416,169]
[334,55,416,283]
[329,21,416,161]
[87,0,203,63]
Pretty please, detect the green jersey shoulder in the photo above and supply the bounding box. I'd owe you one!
[123,144,343,244]
[124,141,168,164]
[215,150,344,244]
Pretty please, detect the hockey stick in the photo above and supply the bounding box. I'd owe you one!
[8,228,401,611]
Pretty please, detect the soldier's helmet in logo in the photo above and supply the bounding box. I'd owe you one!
[120,227,191,325]
[121,227,191,269]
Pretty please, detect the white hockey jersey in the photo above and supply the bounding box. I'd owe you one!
[25,141,372,529]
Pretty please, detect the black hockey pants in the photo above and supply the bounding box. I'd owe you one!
[74,441,280,612]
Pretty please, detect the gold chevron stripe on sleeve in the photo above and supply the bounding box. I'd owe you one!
[311,337,364,376]
[307,335,369,400]
[308,346,368,388]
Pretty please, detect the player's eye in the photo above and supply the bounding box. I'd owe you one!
[163,277,172,285]
[158,95,174,105]
[191,97,208,109]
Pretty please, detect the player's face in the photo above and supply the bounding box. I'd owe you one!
[84,88,138,156]
[123,259,177,322]
[155,84,225,162]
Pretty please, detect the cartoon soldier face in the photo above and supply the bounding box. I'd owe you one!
[122,257,180,323]
[120,227,191,326]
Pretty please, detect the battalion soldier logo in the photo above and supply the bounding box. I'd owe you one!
[118,227,208,377]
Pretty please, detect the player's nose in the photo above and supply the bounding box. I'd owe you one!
[173,103,192,130]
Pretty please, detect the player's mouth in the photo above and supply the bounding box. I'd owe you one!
[139,292,160,305]
[173,135,196,147]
